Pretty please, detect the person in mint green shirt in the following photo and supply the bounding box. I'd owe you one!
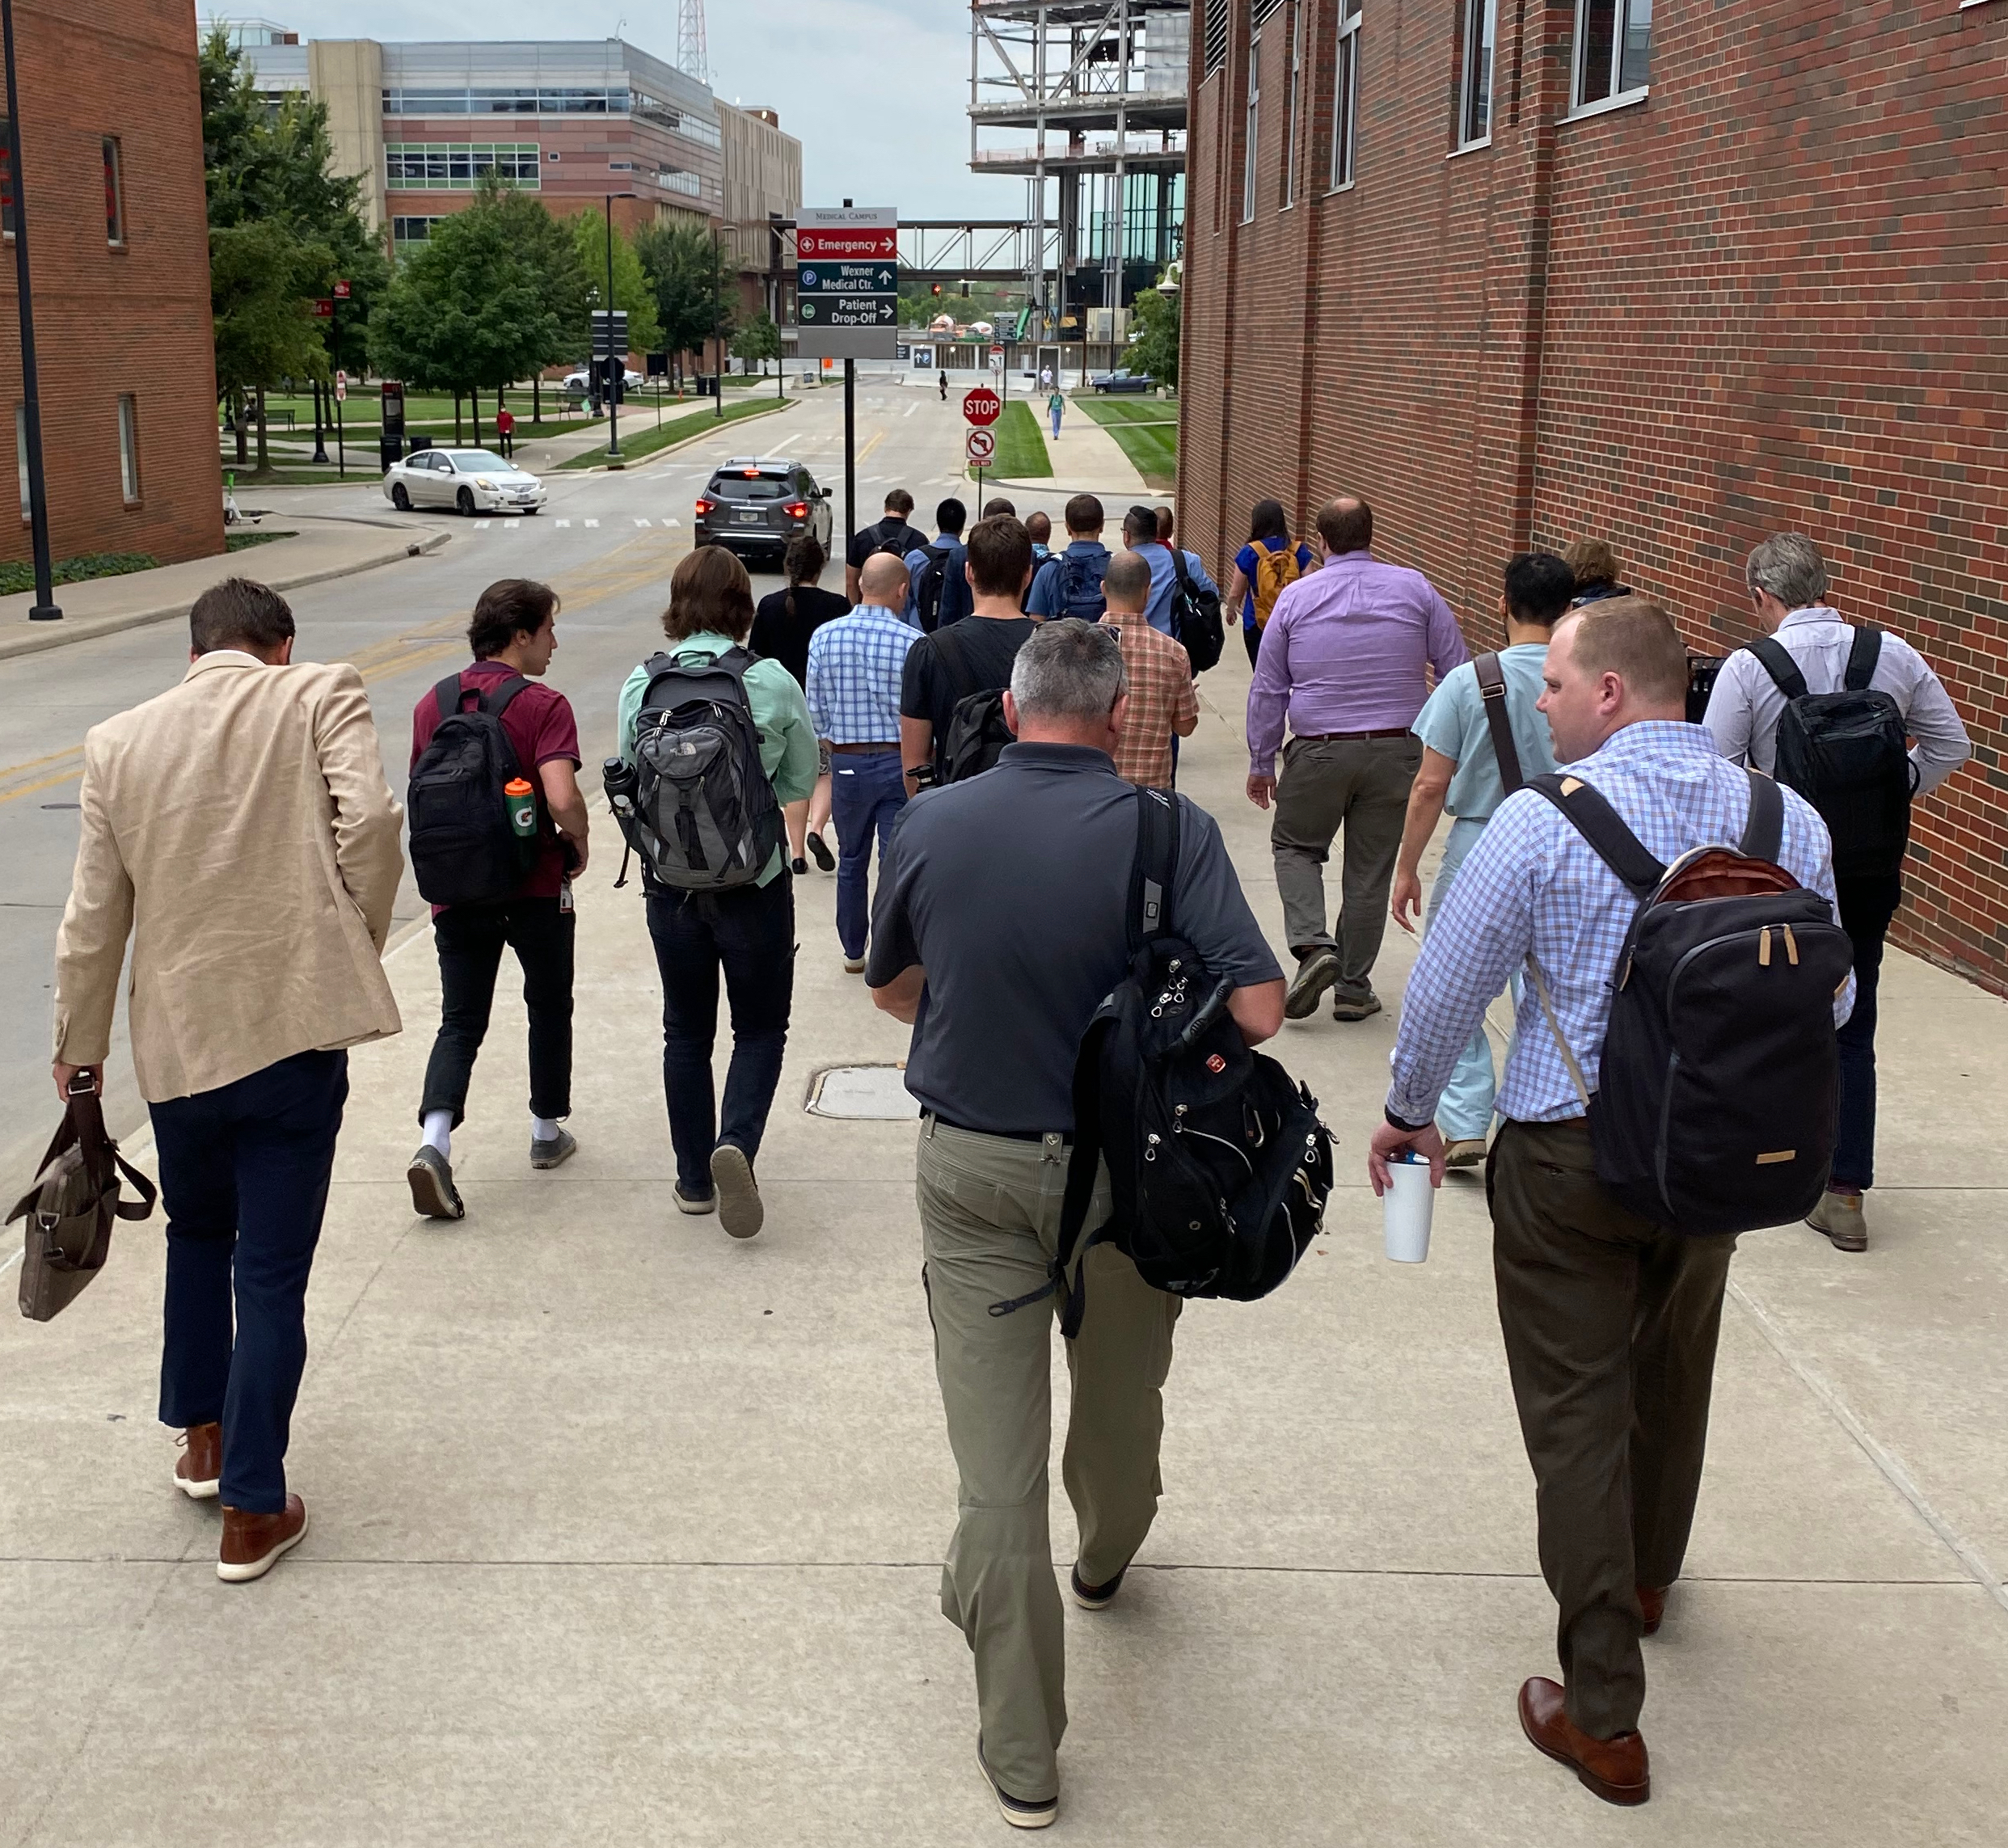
[1389,551,1576,1165]
[617,548,817,1238]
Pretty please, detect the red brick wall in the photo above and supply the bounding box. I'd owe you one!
[1180,0,2008,990]
[0,0,223,569]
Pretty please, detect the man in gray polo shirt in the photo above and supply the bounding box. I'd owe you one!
[868,620,1285,1829]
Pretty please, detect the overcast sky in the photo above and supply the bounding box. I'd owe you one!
[264,2,1010,217]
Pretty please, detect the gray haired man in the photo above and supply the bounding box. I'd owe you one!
[867,620,1285,1829]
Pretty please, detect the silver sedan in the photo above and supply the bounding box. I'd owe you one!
[383,449,546,516]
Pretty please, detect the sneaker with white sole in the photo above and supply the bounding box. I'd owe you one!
[674,1184,717,1216]
[710,1143,764,1239]
[175,1422,221,1500]
[407,1145,465,1220]
[842,955,867,975]
[1069,1561,1127,1610]
[217,1494,309,1583]
[976,1738,1057,1830]
[529,1126,577,1171]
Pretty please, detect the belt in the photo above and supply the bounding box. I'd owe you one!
[927,1112,1069,1146]
[830,741,901,755]
[1295,727,1413,743]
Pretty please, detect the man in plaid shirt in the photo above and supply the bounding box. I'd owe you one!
[1099,550,1198,789]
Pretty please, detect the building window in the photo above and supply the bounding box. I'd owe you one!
[384,143,541,191]
[103,136,125,244]
[1331,0,1362,189]
[1242,30,1261,222]
[117,396,140,504]
[15,406,27,521]
[658,167,704,199]
[1574,0,1652,110]
[1280,2,1303,207]
[1459,1,1497,146]
[0,116,13,237]
[390,215,442,247]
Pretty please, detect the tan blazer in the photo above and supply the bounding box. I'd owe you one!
[53,652,406,1103]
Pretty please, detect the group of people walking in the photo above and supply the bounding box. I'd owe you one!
[44,475,1971,1826]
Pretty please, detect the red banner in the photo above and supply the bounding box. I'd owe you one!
[797,229,897,260]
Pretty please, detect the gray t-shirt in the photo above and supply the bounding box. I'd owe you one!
[867,742,1284,1133]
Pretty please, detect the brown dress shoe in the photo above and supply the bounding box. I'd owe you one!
[175,1423,221,1500]
[1639,1584,1667,1636]
[1518,1677,1650,1806]
[217,1494,309,1583]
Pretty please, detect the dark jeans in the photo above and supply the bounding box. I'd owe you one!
[1242,626,1261,670]
[1487,1118,1737,1740]
[829,748,907,959]
[1833,875,1902,1192]
[150,1049,349,1513]
[419,897,576,1129]
[645,874,795,1196]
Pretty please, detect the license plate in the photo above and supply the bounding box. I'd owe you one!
[735,510,766,525]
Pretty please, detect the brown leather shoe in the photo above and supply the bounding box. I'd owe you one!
[1518,1677,1650,1805]
[1639,1584,1667,1636]
[217,1494,309,1583]
[174,1423,221,1500]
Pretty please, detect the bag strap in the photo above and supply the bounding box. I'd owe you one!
[1844,624,1884,693]
[432,674,465,721]
[1168,546,1192,593]
[1525,772,1666,900]
[1526,958,1595,1117]
[1749,635,1811,702]
[1126,785,1179,951]
[1740,768,1784,863]
[932,618,984,708]
[477,673,531,719]
[65,1077,158,1222]
[1474,652,1525,796]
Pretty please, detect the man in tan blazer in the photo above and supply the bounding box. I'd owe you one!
[53,577,404,1583]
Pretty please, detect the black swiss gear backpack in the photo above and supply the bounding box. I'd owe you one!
[1749,627,1914,881]
[1525,768,1855,1238]
[1167,548,1225,674]
[994,787,1335,1335]
[407,673,538,908]
[934,621,1020,784]
[912,544,953,633]
[620,648,783,891]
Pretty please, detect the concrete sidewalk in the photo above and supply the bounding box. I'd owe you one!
[4,652,2006,1846]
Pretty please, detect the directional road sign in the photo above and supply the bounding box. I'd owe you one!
[799,296,898,328]
[966,428,996,467]
[797,262,899,295]
[962,386,1002,427]
[795,206,897,361]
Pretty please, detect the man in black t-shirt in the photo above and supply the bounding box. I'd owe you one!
[900,515,1037,787]
[845,487,928,603]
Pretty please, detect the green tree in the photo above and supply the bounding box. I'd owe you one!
[1128,285,1179,390]
[732,310,786,399]
[570,212,662,380]
[213,221,335,473]
[635,218,736,386]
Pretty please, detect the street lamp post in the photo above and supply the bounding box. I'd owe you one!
[2,0,61,620]
[604,190,635,466]
[712,226,723,420]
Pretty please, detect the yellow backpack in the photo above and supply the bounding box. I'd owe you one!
[1252,542,1303,629]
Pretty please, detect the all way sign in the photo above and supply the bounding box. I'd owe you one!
[795,206,898,361]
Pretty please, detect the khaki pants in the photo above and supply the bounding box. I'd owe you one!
[1487,1118,1738,1739]
[1270,732,1422,977]
[917,1117,1182,1803]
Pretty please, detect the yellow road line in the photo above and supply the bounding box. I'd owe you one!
[0,740,83,784]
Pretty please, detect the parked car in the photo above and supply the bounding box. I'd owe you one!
[562,368,645,394]
[1090,368,1154,394]
[383,449,546,516]
[694,458,833,563]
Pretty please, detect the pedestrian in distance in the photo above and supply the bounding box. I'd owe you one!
[1048,386,1065,441]
[905,497,973,632]
[1369,597,1851,1808]
[867,618,1285,1830]
[983,496,1017,519]
[1390,551,1575,1168]
[1099,548,1198,790]
[808,553,920,973]
[1122,503,1220,641]
[406,579,591,1221]
[1563,537,1632,608]
[1226,499,1318,671]
[495,403,515,460]
[1025,494,1112,622]
[1039,363,1053,390]
[616,547,819,1238]
[52,576,404,1584]
[939,369,949,404]
[751,534,849,876]
[1247,496,1470,1023]
[1703,532,1969,1251]
[846,487,928,605]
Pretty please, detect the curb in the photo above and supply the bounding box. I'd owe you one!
[558,397,793,475]
[0,528,453,665]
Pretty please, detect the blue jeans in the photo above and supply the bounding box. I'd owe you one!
[1832,875,1901,1192]
[150,1049,349,1513]
[829,748,907,960]
[1050,408,1061,437]
[645,875,795,1196]
[1428,817,1512,1142]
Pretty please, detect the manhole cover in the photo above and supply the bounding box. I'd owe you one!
[806,1064,919,1120]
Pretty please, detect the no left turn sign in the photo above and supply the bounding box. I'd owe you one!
[966,428,997,467]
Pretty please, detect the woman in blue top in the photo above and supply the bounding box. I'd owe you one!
[1226,499,1319,670]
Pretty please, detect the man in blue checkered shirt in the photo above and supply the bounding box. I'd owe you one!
[807,552,920,973]
[1369,597,1850,1808]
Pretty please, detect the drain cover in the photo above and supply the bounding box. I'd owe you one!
[806,1064,919,1120]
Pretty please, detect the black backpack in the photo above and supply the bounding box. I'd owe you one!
[619,648,783,891]
[912,543,953,633]
[1002,787,1334,1335]
[1749,627,1914,881]
[934,620,1021,784]
[1525,768,1855,1238]
[871,521,913,561]
[407,673,538,908]
[1167,549,1225,674]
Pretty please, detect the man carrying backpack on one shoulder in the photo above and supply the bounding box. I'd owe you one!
[406,579,589,1221]
[1369,598,1853,1808]
[905,497,972,633]
[1704,533,1969,1252]
[1025,494,1111,623]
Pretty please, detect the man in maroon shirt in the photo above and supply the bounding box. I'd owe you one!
[405,579,589,1220]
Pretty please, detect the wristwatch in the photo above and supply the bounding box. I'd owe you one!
[1384,1106,1431,1135]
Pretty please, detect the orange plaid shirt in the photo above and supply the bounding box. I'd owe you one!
[1104,610,1199,788]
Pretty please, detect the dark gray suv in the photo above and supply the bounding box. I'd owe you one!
[694,458,833,564]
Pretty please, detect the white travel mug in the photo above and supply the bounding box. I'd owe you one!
[1382,1154,1435,1264]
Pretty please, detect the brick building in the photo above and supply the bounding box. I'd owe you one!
[1178,0,2008,989]
[2,1,223,571]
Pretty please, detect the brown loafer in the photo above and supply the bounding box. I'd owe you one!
[1517,1677,1650,1805]
[218,1494,309,1583]
[1639,1584,1667,1636]
[175,1422,221,1500]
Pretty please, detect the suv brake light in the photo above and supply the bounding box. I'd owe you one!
[695,496,716,516]
[783,501,809,518]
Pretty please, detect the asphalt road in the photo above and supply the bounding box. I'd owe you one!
[0,366,1065,1183]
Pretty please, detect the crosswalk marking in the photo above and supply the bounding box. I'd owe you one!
[665,517,681,528]
[555,518,571,527]
[584,518,600,528]
[635,517,652,527]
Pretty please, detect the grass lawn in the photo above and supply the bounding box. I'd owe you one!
[0,552,157,595]
[556,394,791,471]
[222,466,359,487]
[1073,394,1179,490]
[988,400,1052,479]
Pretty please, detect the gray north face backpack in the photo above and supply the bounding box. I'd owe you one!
[621,648,783,891]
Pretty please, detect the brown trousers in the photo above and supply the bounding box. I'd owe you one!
[1486,1117,1738,1739]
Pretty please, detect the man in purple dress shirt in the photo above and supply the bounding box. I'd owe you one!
[1246,497,1470,1022]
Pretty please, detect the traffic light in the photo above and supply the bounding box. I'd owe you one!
[931,283,942,297]
[961,281,971,298]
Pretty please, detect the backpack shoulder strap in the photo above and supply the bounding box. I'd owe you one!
[1749,635,1811,701]
[931,619,983,707]
[1169,545,1192,589]
[432,673,467,721]
[1740,769,1784,863]
[1127,785,1179,951]
[1844,624,1884,692]
[478,673,531,719]
[1525,772,1666,900]
[1474,652,1525,796]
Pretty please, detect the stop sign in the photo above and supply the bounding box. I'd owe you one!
[962,386,1002,427]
